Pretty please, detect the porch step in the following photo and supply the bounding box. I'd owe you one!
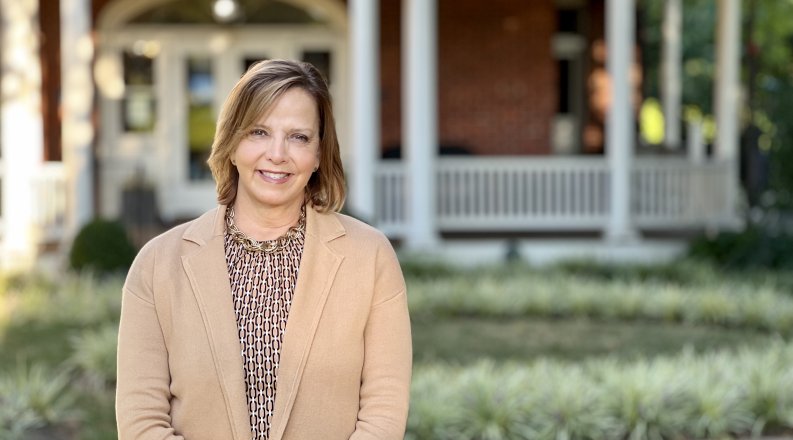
[402,238,688,267]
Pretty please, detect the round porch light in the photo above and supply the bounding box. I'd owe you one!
[213,0,239,22]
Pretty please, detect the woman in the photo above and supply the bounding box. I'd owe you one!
[116,60,412,440]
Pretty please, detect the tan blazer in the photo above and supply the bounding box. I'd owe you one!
[116,206,412,440]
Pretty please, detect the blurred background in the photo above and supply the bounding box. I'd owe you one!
[3,0,793,438]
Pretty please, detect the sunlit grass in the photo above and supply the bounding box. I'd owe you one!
[2,263,793,439]
[408,340,793,440]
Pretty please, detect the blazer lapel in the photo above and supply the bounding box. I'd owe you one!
[181,207,251,440]
[268,207,345,440]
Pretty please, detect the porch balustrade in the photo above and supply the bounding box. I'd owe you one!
[375,157,733,237]
[23,158,733,247]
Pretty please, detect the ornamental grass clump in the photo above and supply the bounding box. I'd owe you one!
[0,362,78,437]
[608,283,646,320]
[527,362,618,440]
[406,365,460,440]
[683,292,740,327]
[7,272,123,326]
[682,357,754,438]
[406,267,793,334]
[408,342,793,439]
[69,323,119,389]
[452,362,534,440]
[640,286,685,322]
[595,358,690,440]
[740,289,784,331]
[768,304,793,335]
[735,341,793,434]
[0,393,40,440]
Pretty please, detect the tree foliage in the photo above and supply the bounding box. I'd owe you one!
[640,0,793,208]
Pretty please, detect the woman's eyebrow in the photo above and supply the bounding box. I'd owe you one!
[249,122,316,134]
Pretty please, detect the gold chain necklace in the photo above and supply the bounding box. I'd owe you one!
[225,205,305,253]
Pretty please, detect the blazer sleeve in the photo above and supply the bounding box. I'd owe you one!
[116,243,185,440]
[350,238,412,440]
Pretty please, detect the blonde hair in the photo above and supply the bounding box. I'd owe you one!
[207,59,346,212]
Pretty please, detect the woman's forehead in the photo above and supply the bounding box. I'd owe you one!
[250,88,319,126]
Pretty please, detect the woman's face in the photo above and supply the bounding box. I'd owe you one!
[232,87,320,215]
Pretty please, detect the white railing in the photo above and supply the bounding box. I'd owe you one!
[375,157,733,237]
[32,162,67,243]
[633,159,732,227]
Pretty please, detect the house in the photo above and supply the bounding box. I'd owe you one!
[0,0,742,270]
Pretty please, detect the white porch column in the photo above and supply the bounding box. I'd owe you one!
[402,0,439,250]
[714,0,741,215]
[662,0,682,149]
[0,0,44,269]
[349,0,379,222]
[687,120,705,164]
[61,0,95,236]
[605,0,638,242]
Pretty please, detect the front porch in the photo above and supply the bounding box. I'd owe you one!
[0,0,745,269]
[23,155,735,266]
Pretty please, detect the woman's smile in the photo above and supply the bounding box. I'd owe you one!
[257,169,293,183]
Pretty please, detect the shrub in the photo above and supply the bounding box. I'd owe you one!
[69,219,136,273]
[553,258,720,286]
[69,323,119,389]
[0,362,78,438]
[454,363,534,439]
[528,362,617,440]
[689,226,793,270]
[408,341,793,440]
[398,257,459,280]
[0,397,39,440]
[6,272,123,326]
[407,271,793,334]
[682,357,754,438]
[406,365,459,440]
[594,358,690,439]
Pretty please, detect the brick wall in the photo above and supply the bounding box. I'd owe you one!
[380,0,558,156]
[92,0,561,157]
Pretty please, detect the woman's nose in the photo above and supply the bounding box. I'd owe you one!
[265,136,288,163]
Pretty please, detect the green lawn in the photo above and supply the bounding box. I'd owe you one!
[2,313,774,439]
[412,316,772,364]
[1,313,771,372]
[2,263,792,439]
[0,321,88,370]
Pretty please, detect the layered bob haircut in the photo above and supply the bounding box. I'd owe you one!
[207,59,346,212]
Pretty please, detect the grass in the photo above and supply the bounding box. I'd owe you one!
[407,267,793,334]
[412,317,773,364]
[2,261,793,439]
[407,340,793,440]
[0,322,89,371]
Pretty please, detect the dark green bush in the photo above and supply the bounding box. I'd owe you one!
[68,219,136,273]
[552,259,714,285]
[689,227,793,270]
[398,258,459,280]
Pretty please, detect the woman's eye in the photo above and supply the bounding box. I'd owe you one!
[250,128,268,137]
[291,134,310,143]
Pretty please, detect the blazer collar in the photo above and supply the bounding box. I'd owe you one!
[181,205,346,440]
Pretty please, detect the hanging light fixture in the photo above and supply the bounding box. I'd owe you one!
[213,0,240,23]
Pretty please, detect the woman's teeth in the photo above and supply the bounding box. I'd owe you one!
[260,171,290,179]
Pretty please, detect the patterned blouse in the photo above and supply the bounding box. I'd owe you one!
[223,213,305,440]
